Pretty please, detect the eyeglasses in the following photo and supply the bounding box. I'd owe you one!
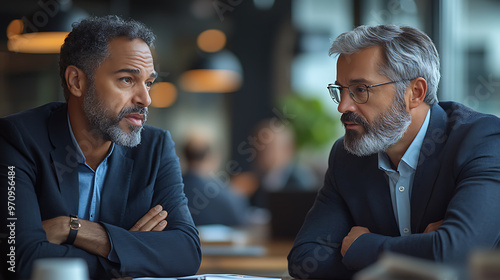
[327,79,412,104]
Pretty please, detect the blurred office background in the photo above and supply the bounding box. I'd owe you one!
[1,0,500,225]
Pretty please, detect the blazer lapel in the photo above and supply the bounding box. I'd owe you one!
[365,157,399,235]
[48,104,81,215]
[411,104,448,232]
[100,145,133,226]
[345,154,399,235]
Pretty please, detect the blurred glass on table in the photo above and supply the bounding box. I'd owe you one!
[31,258,88,280]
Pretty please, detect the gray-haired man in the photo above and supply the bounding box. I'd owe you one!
[288,25,500,279]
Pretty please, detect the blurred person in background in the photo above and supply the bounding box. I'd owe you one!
[0,16,200,280]
[232,118,318,209]
[288,24,500,279]
[182,132,249,226]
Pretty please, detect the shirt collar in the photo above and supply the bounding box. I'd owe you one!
[67,113,115,165]
[378,108,431,172]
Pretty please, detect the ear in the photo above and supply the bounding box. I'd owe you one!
[407,77,427,109]
[64,65,87,98]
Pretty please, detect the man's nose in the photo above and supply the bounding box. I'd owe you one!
[134,84,152,108]
[337,90,357,114]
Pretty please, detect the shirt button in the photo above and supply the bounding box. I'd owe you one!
[399,186,405,192]
[403,228,410,233]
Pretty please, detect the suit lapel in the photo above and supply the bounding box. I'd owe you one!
[344,153,399,235]
[100,145,133,226]
[364,157,399,235]
[48,104,80,215]
[411,104,448,232]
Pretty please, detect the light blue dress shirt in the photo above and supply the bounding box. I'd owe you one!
[67,115,120,262]
[378,109,430,236]
[67,115,114,221]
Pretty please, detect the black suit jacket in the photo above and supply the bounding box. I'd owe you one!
[0,102,201,279]
[288,102,500,279]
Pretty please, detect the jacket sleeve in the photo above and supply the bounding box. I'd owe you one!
[100,131,201,278]
[288,142,357,280]
[342,122,500,270]
[0,119,200,280]
[289,121,500,278]
[0,119,107,280]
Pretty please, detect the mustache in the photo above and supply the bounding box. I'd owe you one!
[117,106,148,122]
[341,111,370,131]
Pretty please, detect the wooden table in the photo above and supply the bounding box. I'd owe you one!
[197,225,294,278]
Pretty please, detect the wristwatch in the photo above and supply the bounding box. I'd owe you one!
[66,215,81,245]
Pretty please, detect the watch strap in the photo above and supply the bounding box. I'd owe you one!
[65,215,79,245]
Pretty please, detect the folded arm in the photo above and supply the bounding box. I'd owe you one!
[340,220,443,258]
[289,131,500,278]
[288,168,356,279]
[42,205,168,258]
[0,122,200,279]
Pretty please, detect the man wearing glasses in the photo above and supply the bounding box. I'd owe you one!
[288,25,500,279]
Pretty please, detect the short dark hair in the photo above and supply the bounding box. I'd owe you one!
[59,15,156,101]
[183,141,211,163]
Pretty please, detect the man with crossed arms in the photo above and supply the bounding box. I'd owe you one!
[288,25,500,279]
[0,16,200,279]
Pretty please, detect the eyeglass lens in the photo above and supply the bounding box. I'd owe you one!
[328,84,369,104]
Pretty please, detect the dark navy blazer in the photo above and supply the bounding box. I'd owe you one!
[288,102,500,279]
[0,102,201,279]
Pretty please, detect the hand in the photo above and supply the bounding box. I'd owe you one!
[42,216,71,244]
[341,226,370,257]
[129,204,168,231]
[424,219,443,233]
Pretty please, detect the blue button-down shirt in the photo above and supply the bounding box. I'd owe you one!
[67,115,120,262]
[67,115,114,222]
[378,109,430,236]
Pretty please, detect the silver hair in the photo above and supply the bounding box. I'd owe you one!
[329,25,440,105]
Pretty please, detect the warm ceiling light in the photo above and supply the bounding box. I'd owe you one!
[8,32,69,54]
[150,82,178,108]
[197,29,226,53]
[6,3,87,54]
[179,49,243,93]
[179,69,242,93]
[6,19,24,38]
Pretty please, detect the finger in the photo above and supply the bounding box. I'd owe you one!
[137,210,168,231]
[341,237,348,256]
[424,222,434,233]
[433,220,444,231]
[424,220,443,233]
[151,219,168,231]
[130,205,163,231]
[436,219,444,227]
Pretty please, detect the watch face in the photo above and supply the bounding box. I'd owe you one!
[70,217,81,230]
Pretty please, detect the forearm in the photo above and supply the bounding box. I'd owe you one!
[103,222,201,277]
[15,236,107,279]
[74,219,111,258]
[288,242,354,279]
[343,220,500,271]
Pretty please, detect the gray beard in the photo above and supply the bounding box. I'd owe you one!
[82,84,147,147]
[342,95,411,157]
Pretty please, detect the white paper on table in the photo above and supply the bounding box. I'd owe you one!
[134,274,281,280]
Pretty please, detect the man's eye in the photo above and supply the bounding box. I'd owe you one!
[353,85,367,93]
[146,81,153,88]
[120,77,132,84]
